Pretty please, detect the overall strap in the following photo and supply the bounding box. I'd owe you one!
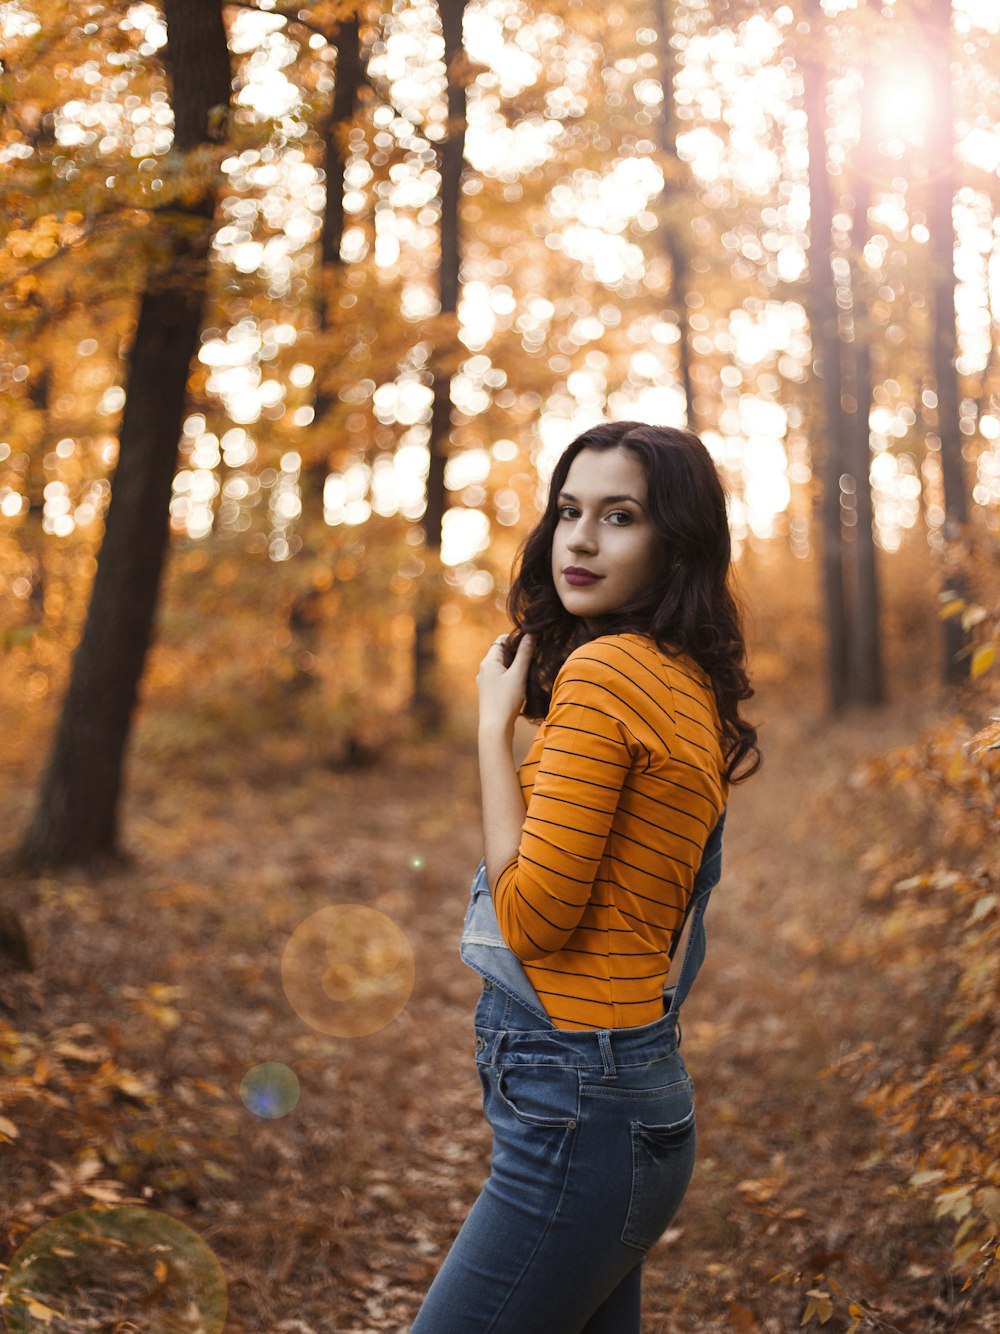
[664,808,726,1021]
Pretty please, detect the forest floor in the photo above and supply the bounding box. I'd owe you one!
[1,638,995,1333]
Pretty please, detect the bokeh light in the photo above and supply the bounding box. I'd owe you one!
[0,1206,227,1334]
[239,1061,301,1118]
[871,64,935,146]
[281,905,415,1038]
[3,0,999,583]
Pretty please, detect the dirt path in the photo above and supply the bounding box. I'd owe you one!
[1,677,955,1333]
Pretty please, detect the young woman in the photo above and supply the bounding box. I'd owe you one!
[411,421,759,1334]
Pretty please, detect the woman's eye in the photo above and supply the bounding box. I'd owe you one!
[557,504,634,520]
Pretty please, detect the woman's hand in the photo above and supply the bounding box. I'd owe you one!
[477,633,534,739]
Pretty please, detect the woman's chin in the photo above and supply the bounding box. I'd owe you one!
[559,589,609,618]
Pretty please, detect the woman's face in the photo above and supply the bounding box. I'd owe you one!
[550,446,667,620]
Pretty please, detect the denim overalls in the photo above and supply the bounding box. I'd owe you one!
[410,813,726,1334]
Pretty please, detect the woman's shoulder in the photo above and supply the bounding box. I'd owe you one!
[558,634,671,696]
[562,633,712,699]
[561,632,647,674]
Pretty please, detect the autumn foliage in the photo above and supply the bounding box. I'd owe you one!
[850,717,1000,1291]
[2,0,1000,1328]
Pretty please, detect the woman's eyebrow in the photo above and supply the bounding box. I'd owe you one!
[558,490,645,507]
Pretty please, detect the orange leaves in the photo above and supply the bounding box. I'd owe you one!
[933,1184,974,1223]
[94,1063,158,1105]
[799,1285,834,1326]
[736,1166,787,1210]
[42,1157,129,1212]
[2,213,90,276]
[122,983,185,1035]
[0,1001,232,1243]
[980,1188,1000,1230]
[0,1013,159,1195]
[971,644,996,679]
[773,1271,874,1330]
[848,710,1000,1291]
[969,717,1000,759]
[7,225,59,261]
[49,1036,105,1065]
[938,589,1000,680]
[3,1294,66,1327]
[726,1299,764,1332]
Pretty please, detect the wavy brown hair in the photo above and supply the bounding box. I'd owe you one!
[504,421,760,783]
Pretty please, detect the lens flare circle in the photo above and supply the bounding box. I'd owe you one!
[239,1061,301,1118]
[281,904,415,1038]
[0,1205,227,1334]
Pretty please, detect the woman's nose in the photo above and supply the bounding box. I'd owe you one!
[567,520,597,552]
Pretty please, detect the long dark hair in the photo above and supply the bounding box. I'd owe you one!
[505,421,760,783]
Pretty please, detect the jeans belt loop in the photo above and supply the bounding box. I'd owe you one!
[598,1030,617,1081]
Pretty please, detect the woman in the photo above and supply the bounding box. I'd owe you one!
[411,421,759,1334]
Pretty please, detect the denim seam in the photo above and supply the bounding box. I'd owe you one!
[485,1088,582,1333]
[476,1052,680,1072]
[493,1065,581,1130]
[621,1108,697,1250]
[581,1078,692,1103]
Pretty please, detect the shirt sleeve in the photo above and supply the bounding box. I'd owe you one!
[491,641,650,962]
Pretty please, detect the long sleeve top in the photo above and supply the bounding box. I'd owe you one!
[492,632,728,1030]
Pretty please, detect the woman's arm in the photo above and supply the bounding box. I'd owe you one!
[477,635,534,889]
[478,725,527,891]
[490,641,651,960]
[512,714,540,768]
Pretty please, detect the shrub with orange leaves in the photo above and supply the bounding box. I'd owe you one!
[850,715,1000,1294]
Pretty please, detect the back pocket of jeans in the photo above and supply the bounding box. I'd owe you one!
[621,1106,697,1250]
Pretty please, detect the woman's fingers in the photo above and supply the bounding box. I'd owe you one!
[477,633,533,727]
[504,634,534,685]
[479,632,532,682]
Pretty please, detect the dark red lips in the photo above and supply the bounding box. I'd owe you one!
[563,567,603,586]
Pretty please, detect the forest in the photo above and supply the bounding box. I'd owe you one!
[0,0,998,1329]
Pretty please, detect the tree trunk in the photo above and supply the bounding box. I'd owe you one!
[846,259,882,705]
[23,362,50,624]
[413,0,468,726]
[925,0,970,682]
[653,0,696,429]
[802,0,849,712]
[303,13,363,507]
[289,14,364,698]
[844,44,883,706]
[15,0,232,869]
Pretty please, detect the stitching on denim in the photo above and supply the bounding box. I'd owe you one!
[494,1065,581,1129]
[581,1078,692,1103]
[493,1047,681,1071]
[598,1030,618,1080]
[484,1080,582,1333]
[623,1122,647,1251]
[621,1108,696,1250]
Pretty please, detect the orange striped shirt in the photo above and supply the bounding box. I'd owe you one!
[492,632,728,1030]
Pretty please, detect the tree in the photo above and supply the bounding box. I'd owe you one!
[841,1,883,706]
[924,0,972,682]
[652,0,696,429]
[413,0,469,725]
[16,0,233,868]
[303,7,365,509]
[801,0,850,711]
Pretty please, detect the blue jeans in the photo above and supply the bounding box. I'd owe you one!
[412,812,725,1333]
[410,985,696,1334]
